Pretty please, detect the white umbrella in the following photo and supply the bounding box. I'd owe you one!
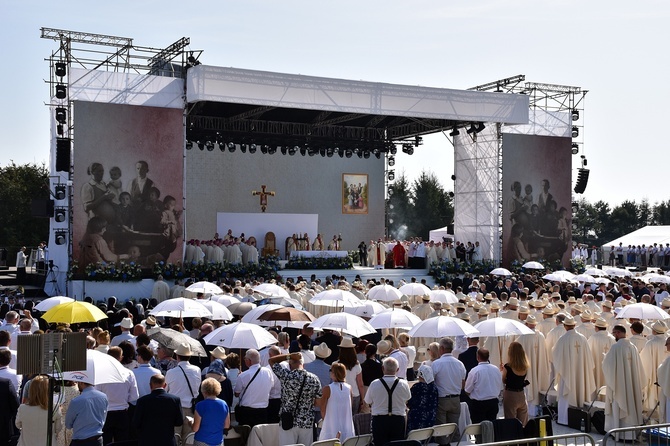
[429,289,459,304]
[267,296,304,309]
[228,301,257,316]
[204,322,279,349]
[595,277,612,285]
[473,318,534,337]
[583,268,604,277]
[489,267,512,277]
[407,316,480,338]
[212,294,241,307]
[253,283,290,299]
[522,261,545,270]
[344,301,387,318]
[241,304,306,329]
[369,308,421,330]
[573,274,596,283]
[309,289,364,308]
[62,349,130,385]
[150,297,212,318]
[366,284,403,302]
[399,283,431,296]
[641,273,670,285]
[200,300,234,321]
[186,281,224,295]
[604,267,632,278]
[309,312,376,337]
[616,303,670,320]
[542,270,575,282]
[34,296,74,312]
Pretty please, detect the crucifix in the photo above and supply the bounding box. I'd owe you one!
[252,185,275,212]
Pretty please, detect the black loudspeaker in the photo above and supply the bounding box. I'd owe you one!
[574,168,590,194]
[31,199,54,218]
[56,138,71,172]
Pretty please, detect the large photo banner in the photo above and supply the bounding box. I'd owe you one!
[501,134,572,267]
[72,102,184,269]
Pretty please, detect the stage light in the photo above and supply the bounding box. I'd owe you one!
[467,124,477,134]
[205,141,214,151]
[581,154,588,167]
[401,145,413,155]
[268,146,277,155]
[363,151,370,159]
[388,170,395,181]
[240,144,247,153]
[571,143,579,155]
[228,143,236,153]
[219,143,225,152]
[55,107,67,124]
[55,84,67,99]
[326,148,333,157]
[354,148,361,158]
[55,230,67,246]
[197,142,205,151]
[54,184,66,200]
[308,148,317,156]
[451,175,456,181]
[390,145,397,155]
[372,148,380,158]
[55,62,66,77]
[475,123,486,133]
[414,136,423,147]
[337,148,344,158]
[388,156,395,167]
[281,147,288,155]
[300,147,307,156]
[54,207,67,223]
[57,124,64,135]
[261,145,269,154]
[186,141,193,150]
[572,110,580,121]
[288,146,297,156]
[345,149,353,158]
[249,144,257,154]
[449,127,459,137]
[572,126,579,138]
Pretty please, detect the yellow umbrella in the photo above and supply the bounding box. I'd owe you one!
[42,301,108,324]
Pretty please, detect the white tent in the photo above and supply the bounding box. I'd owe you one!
[602,225,670,249]
[429,226,454,243]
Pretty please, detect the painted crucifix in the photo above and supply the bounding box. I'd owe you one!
[252,185,275,212]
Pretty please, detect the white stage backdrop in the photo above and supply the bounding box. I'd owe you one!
[216,213,318,259]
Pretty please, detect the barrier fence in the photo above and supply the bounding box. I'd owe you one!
[477,433,596,446]
[602,423,670,446]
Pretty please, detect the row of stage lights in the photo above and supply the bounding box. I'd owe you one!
[186,141,404,159]
[53,62,68,136]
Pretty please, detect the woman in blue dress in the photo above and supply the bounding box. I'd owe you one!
[191,378,230,446]
[406,365,439,433]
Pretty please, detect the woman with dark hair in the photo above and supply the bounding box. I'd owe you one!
[119,341,138,369]
[333,337,365,415]
[318,363,355,442]
[81,162,116,222]
[355,339,369,364]
[503,341,530,426]
[79,216,130,265]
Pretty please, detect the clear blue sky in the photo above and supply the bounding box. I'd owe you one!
[2,0,668,206]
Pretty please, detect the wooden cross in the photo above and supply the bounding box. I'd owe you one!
[252,185,275,212]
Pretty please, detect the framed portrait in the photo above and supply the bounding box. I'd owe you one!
[342,173,368,214]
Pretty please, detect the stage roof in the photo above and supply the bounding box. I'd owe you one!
[185,65,529,150]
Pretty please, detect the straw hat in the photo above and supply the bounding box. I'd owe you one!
[377,340,393,355]
[542,306,555,315]
[338,337,356,348]
[211,346,227,360]
[175,343,193,357]
[562,315,577,326]
[550,292,561,299]
[602,300,613,309]
[519,306,530,315]
[144,315,157,327]
[490,302,501,311]
[652,320,668,334]
[478,307,490,316]
[508,297,519,307]
[314,342,332,359]
[594,318,609,329]
[526,315,537,325]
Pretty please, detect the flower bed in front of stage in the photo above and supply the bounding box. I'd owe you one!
[286,255,354,270]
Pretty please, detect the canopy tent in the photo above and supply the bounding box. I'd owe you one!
[602,226,670,250]
[428,226,454,243]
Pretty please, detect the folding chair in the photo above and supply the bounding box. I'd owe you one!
[183,432,195,446]
[342,434,373,446]
[430,423,457,444]
[384,440,421,446]
[312,439,340,446]
[457,423,481,446]
[541,378,558,421]
[406,427,434,446]
[585,385,607,413]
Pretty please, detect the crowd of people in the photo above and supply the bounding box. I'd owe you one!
[364,238,483,269]
[2,268,670,445]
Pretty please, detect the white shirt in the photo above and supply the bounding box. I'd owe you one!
[110,332,136,347]
[464,362,503,400]
[431,353,466,397]
[131,363,162,399]
[0,366,21,396]
[165,361,202,408]
[389,350,408,379]
[97,372,139,411]
[364,375,411,416]
[233,363,275,408]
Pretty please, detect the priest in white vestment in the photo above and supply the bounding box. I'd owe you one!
[587,318,615,389]
[603,324,645,437]
[656,337,670,422]
[516,316,550,414]
[552,315,596,425]
[151,275,170,303]
[640,321,669,414]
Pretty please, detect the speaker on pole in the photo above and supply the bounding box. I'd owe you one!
[574,168,590,194]
[56,138,71,172]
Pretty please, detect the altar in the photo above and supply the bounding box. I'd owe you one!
[289,250,348,259]
[217,212,318,259]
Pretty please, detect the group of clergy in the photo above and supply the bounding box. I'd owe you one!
[365,238,484,268]
[184,235,259,265]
